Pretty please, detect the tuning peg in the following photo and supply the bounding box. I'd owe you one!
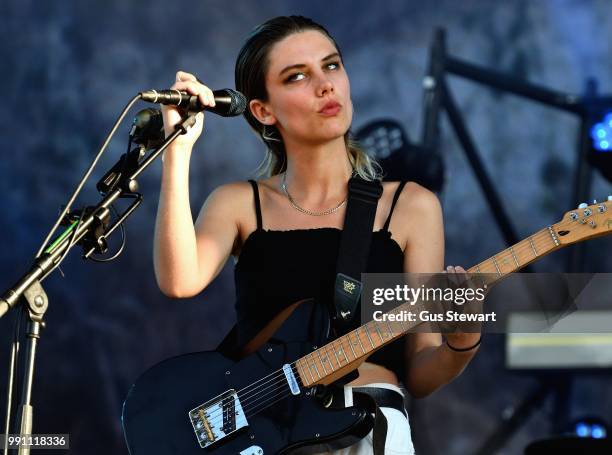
[608,195,612,201]
[593,199,597,204]
[578,202,588,209]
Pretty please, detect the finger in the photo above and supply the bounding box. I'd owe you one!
[448,266,460,286]
[171,81,215,107]
[454,266,471,288]
[171,80,202,95]
[204,86,216,107]
[176,71,198,83]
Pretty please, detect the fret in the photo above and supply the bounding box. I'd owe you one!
[321,348,336,371]
[316,350,329,374]
[475,265,487,288]
[355,331,366,353]
[307,361,316,383]
[374,323,385,342]
[301,360,315,384]
[312,360,321,379]
[338,344,350,364]
[385,320,395,338]
[492,257,501,276]
[347,333,357,359]
[307,355,321,380]
[364,326,376,349]
[528,236,538,257]
[510,246,520,268]
[332,346,342,367]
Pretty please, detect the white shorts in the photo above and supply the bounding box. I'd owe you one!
[314,383,416,455]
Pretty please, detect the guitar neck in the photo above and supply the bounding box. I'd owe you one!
[467,226,561,284]
[295,226,563,387]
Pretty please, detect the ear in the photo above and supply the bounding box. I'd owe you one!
[249,99,277,125]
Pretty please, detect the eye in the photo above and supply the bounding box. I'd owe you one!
[286,72,306,83]
[326,61,341,70]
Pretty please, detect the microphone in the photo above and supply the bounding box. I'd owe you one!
[140,88,247,117]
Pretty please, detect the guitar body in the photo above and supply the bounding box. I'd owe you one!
[122,300,373,454]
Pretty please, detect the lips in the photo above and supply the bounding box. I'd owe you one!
[318,101,341,116]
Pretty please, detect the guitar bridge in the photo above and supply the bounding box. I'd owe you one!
[189,389,248,448]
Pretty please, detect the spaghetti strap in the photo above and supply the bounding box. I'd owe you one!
[382,181,407,232]
[247,179,263,230]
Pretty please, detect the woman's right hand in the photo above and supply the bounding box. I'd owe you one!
[161,70,216,156]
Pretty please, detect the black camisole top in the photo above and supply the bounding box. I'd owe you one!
[234,180,408,381]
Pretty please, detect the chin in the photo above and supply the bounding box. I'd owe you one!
[320,118,351,138]
[318,128,349,143]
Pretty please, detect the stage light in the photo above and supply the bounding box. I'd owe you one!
[570,417,609,439]
[587,111,612,182]
[589,113,612,151]
[575,422,590,437]
[592,426,606,439]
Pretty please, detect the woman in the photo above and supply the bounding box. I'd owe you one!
[154,15,481,455]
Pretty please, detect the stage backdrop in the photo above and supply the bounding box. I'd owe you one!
[0,0,611,453]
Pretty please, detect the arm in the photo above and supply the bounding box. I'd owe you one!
[397,183,480,398]
[153,70,240,298]
[154,174,242,298]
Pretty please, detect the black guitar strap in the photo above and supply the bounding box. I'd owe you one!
[330,176,390,455]
[332,175,383,334]
[352,391,388,455]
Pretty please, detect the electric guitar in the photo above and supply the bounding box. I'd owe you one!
[122,199,611,454]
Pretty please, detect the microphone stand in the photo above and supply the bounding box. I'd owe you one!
[0,112,199,454]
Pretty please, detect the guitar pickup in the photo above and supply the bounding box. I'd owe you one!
[283,364,301,395]
[189,389,248,448]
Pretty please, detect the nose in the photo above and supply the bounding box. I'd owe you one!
[316,76,334,97]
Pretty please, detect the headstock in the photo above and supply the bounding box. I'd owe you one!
[553,196,612,245]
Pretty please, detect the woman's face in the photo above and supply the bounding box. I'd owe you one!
[258,30,353,146]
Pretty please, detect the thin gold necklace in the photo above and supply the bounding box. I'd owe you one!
[281,172,347,216]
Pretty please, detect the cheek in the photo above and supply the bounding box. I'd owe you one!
[341,79,353,122]
[272,92,312,124]
[337,74,352,117]
[346,99,353,123]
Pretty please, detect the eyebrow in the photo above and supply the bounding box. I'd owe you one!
[278,52,341,77]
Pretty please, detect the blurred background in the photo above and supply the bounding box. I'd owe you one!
[0,0,611,453]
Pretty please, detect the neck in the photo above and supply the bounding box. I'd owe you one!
[282,136,353,206]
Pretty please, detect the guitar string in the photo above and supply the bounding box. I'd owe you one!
[199,224,578,423]
[243,388,294,419]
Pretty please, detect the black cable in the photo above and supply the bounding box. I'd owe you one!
[88,204,126,263]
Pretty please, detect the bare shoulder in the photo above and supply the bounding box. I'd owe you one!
[385,181,443,252]
[387,181,441,215]
[206,180,253,204]
[196,180,254,224]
